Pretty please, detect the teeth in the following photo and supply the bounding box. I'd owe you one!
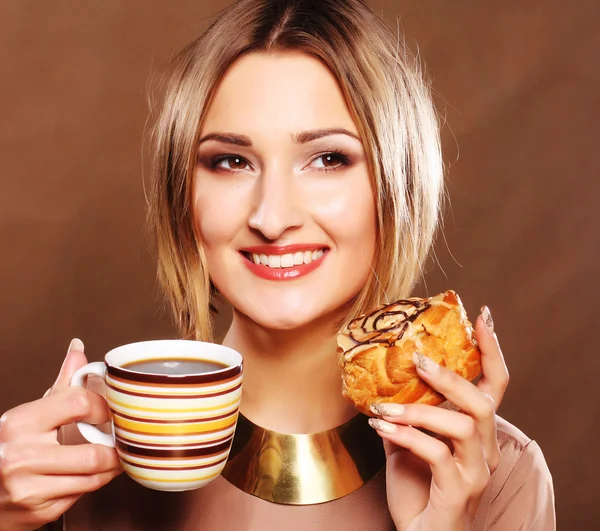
[280,253,294,268]
[249,249,326,269]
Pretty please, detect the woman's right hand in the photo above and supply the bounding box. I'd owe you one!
[0,339,122,531]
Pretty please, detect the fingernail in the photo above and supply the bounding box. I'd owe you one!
[412,352,439,374]
[370,403,406,417]
[480,306,494,334]
[368,418,397,433]
[68,338,85,353]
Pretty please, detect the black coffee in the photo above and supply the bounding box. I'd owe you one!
[122,358,228,375]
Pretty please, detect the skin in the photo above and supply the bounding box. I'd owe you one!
[374,315,509,530]
[0,52,510,531]
[0,340,122,531]
[193,52,377,433]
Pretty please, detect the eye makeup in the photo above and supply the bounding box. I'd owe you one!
[197,149,353,172]
[306,150,352,172]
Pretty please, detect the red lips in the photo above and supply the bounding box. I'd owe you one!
[239,244,328,281]
[240,243,326,254]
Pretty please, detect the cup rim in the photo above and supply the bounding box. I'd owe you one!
[104,339,243,378]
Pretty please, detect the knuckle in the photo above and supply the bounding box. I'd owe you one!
[460,417,478,439]
[476,395,495,420]
[85,473,108,492]
[68,387,93,417]
[0,411,16,441]
[0,444,8,475]
[4,481,37,509]
[0,444,27,476]
[484,393,496,410]
[84,446,106,471]
[430,442,452,466]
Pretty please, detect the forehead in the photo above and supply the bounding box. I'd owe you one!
[201,51,358,136]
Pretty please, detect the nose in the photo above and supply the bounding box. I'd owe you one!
[248,167,304,240]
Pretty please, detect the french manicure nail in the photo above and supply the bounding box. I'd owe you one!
[370,403,406,417]
[368,418,397,433]
[68,338,85,353]
[480,306,494,334]
[412,352,439,374]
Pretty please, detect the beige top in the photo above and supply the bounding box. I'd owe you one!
[51,416,555,530]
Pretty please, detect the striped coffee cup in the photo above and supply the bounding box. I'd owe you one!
[70,340,243,492]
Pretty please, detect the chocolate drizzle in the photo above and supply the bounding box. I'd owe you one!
[341,298,432,355]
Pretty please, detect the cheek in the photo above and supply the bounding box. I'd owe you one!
[193,181,247,248]
[309,174,377,257]
[338,203,377,278]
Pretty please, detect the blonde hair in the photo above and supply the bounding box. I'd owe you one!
[148,0,443,341]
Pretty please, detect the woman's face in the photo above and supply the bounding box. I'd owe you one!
[193,51,377,330]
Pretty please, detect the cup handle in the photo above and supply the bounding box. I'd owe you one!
[70,362,115,448]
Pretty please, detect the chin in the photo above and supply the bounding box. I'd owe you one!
[245,311,319,331]
[232,299,339,332]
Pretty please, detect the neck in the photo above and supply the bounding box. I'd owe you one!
[222,309,357,434]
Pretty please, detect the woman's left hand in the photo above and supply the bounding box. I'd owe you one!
[370,307,509,531]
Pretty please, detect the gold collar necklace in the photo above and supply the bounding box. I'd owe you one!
[221,412,386,505]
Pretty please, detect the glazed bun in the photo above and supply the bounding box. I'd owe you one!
[337,290,481,415]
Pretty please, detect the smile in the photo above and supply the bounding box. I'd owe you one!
[239,245,328,280]
[250,249,324,268]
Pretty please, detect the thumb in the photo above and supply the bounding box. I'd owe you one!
[49,338,89,394]
[383,438,405,459]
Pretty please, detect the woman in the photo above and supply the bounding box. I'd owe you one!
[0,0,555,529]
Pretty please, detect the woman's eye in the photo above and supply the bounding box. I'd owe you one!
[206,152,350,173]
[212,155,250,171]
[311,152,351,171]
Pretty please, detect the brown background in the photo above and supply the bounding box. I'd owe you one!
[1,0,598,528]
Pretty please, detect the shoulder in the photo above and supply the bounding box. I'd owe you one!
[474,415,556,530]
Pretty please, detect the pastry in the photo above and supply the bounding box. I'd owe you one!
[337,290,481,415]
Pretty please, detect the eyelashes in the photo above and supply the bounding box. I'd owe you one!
[209,155,250,172]
[311,151,352,171]
[202,150,353,174]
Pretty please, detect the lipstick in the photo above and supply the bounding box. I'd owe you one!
[239,244,328,281]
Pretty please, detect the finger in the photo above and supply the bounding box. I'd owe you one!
[382,439,430,526]
[371,403,488,474]
[8,496,80,531]
[369,419,462,492]
[0,387,110,440]
[28,495,80,530]
[46,469,123,498]
[44,340,86,397]
[4,469,121,509]
[475,307,509,404]
[50,338,88,393]
[52,338,88,391]
[413,352,497,422]
[411,353,500,470]
[1,442,120,476]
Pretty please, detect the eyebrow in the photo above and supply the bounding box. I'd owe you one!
[197,127,360,147]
